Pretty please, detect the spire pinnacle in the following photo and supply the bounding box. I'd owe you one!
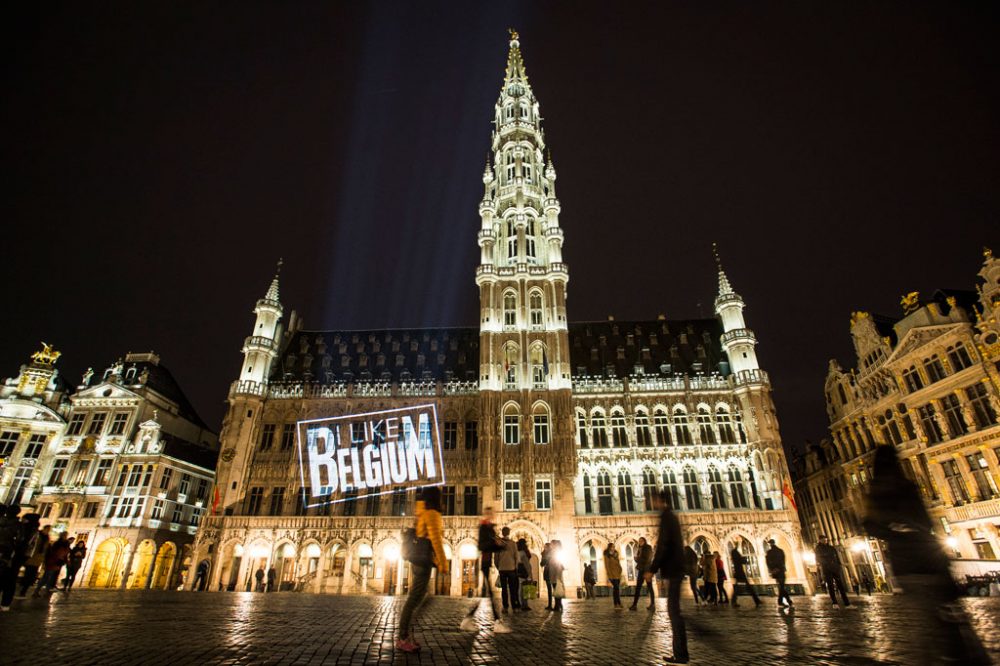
[265,258,282,302]
[504,28,528,87]
[713,243,733,296]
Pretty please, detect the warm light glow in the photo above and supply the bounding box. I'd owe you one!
[358,544,373,559]
[444,543,453,560]
[945,536,959,550]
[802,551,816,566]
[281,543,296,558]
[459,543,478,560]
[554,548,565,566]
[851,541,867,553]
[251,545,269,559]
[385,545,400,563]
[305,543,321,558]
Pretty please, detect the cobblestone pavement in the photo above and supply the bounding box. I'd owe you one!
[1,590,998,665]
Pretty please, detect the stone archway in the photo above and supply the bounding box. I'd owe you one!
[151,542,177,589]
[88,538,129,588]
[129,539,156,589]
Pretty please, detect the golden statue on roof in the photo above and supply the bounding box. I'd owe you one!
[985,247,993,259]
[509,28,519,42]
[901,291,920,315]
[31,342,61,366]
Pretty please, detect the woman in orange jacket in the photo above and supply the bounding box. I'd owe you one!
[396,487,448,653]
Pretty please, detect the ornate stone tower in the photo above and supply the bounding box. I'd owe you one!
[476,31,575,526]
[214,263,284,511]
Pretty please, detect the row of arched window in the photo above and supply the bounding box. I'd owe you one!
[502,289,545,330]
[580,464,759,515]
[900,342,974,393]
[577,406,745,448]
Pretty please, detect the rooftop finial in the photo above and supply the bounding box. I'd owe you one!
[713,242,734,297]
[265,258,282,302]
[712,242,723,271]
[276,257,283,276]
[509,28,519,44]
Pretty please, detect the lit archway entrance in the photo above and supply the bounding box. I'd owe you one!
[129,540,156,589]
[89,538,128,588]
[459,542,479,597]
[276,543,296,591]
[152,542,177,589]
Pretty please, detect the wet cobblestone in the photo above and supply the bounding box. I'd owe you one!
[0,590,997,664]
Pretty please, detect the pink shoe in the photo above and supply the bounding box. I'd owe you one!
[395,638,420,653]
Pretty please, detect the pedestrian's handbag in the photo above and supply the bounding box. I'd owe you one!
[400,527,434,568]
[522,582,538,599]
[554,580,566,598]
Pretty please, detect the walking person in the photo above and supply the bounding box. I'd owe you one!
[861,572,874,596]
[864,445,990,664]
[765,539,793,608]
[19,521,48,597]
[647,489,689,664]
[34,531,70,597]
[628,536,654,610]
[603,543,623,609]
[815,535,850,607]
[254,566,265,592]
[396,487,448,653]
[700,551,718,604]
[541,542,554,610]
[714,552,729,603]
[495,526,521,612]
[460,507,508,633]
[583,562,596,599]
[547,540,565,612]
[62,539,87,592]
[516,538,532,611]
[683,545,701,604]
[266,566,276,592]
[729,543,761,608]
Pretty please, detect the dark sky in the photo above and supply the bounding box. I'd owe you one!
[4,2,998,453]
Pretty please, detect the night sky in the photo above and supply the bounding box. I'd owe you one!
[4,2,998,453]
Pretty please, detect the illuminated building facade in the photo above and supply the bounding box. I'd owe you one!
[1,348,217,589]
[814,249,1000,583]
[194,32,805,596]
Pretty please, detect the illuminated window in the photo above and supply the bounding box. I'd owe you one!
[109,412,129,436]
[535,478,552,510]
[504,407,520,445]
[525,219,536,260]
[592,412,609,448]
[443,421,458,450]
[93,459,113,486]
[529,291,543,328]
[533,407,549,445]
[611,410,629,447]
[653,409,671,446]
[698,408,716,444]
[503,292,517,329]
[617,471,635,512]
[87,413,107,435]
[683,467,702,510]
[635,410,652,447]
[577,411,589,448]
[674,409,693,445]
[504,479,521,511]
[47,459,68,486]
[717,407,736,444]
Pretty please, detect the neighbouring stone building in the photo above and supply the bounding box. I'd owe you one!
[0,347,217,589]
[802,248,1000,585]
[192,31,805,597]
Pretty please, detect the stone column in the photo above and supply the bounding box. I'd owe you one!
[145,542,161,589]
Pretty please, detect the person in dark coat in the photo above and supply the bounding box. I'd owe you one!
[582,563,596,599]
[18,520,47,597]
[0,504,21,610]
[34,531,70,596]
[864,445,989,664]
[461,506,507,633]
[628,536,655,610]
[254,566,265,592]
[764,539,792,608]
[266,566,276,592]
[729,544,760,608]
[683,545,701,604]
[646,489,689,664]
[815,535,850,606]
[62,539,87,592]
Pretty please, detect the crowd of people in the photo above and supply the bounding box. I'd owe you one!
[0,503,87,611]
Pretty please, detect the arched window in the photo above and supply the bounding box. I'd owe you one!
[530,345,547,389]
[503,344,518,388]
[923,354,947,383]
[503,291,517,328]
[576,411,589,448]
[717,407,736,444]
[708,466,728,509]
[525,219,536,259]
[641,469,657,511]
[947,343,973,371]
[504,104,514,122]
[583,541,598,578]
[597,471,613,515]
[698,407,717,444]
[635,410,652,447]
[731,537,759,580]
[611,410,629,447]
[582,473,593,514]
[653,409,671,446]
[674,408,693,445]
[662,469,682,510]
[683,467,702,510]
[734,411,747,443]
[592,411,609,448]
[902,366,923,392]
[518,101,529,121]
[617,471,635,512]
[728,467,749,508]
[532,403,549,445]
[528,291,543,328]
[503,404,520,446]
[692,536,711,558]
[624,542,637,583]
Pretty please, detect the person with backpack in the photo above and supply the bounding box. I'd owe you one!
[396,486,448,654]
[460,506,509,633]
[516,538,532,611]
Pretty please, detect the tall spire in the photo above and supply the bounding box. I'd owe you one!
[504,28,528,87]
[713,242,734,297]
[265,257,282,303]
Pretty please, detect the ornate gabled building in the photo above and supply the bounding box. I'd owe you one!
[1,348,218,590]
[819,249,1000,583]
[193,31,805,597]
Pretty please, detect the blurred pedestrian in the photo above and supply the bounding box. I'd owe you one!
[684,545,701,604]
[396,486,448,653]
[0,504,21,610]
[18,521,48,597]
[629,537,654,610]
[548,540,565,612]
[62,538,87,592]
[765,539,793,608]
[864,445,989,664]
[603,543,623,609]
[460,506,508,633]
[541,542,554,610]
[815,535,850,607]
[34,531,70,597]
[729,543,761,608]
[266,566,276,592]
[700,551,718,604]
[583,562,596,599]
[714,552,729,603]
[496,526,520,612]
[861,572,874,596]
[647,489,689,664]
[254,566,264,592]
[516,538,532,611]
